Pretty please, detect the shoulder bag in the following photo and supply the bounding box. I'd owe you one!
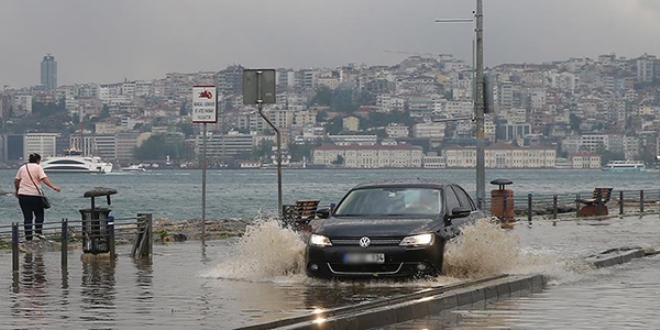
[25,164,51,209]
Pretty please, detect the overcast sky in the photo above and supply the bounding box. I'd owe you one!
[1,0,659,88]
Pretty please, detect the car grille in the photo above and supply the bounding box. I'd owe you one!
[330,237,403,246]
[328,263,403,275]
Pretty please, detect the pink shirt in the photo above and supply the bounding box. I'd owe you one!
[15,163,47,196]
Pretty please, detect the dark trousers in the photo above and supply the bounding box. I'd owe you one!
[18,195,45,241]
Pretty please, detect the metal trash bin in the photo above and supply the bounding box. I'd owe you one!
[490,179,514,222]
[80,187,118,254]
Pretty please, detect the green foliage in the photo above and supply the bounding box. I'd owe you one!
[331,155,345,165]
[134,134,192,161]
[253,140,274,159]
[332,88,358,113]
[99,105,111,120]
[569,113,582,133]
[310,86,333,106]
[359,111,415,130]
[599,150,625,166]
[178,122,194,138]
[288,141,321,162]
[325,117,344,135]
[2,101,72,134]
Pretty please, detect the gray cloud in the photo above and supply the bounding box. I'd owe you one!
[1,0,659,87]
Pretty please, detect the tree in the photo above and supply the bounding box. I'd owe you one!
[134,134,192,161]
[310,85,333,106]
[569,113,582,133]
[332,88,357,113]
[331,155,345,165]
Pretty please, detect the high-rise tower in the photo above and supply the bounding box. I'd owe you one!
[40,54,57,89]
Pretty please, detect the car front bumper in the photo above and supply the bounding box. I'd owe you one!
[305,242,444,278]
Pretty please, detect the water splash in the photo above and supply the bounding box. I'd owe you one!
[203,218,591,285]
[202,220,307,281]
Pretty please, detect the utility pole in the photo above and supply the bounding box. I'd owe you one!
[475,0,486,210]
[436,0,486,209]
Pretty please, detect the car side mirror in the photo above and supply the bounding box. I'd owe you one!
[316,207,331,219]
[450,207,471,219]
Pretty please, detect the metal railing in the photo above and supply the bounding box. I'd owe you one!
[1,213,153,274]
[483,188,660,223]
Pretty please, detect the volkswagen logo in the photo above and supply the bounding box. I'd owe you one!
[359,236,371,248]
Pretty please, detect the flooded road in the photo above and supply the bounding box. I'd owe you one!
[2,215,660,329]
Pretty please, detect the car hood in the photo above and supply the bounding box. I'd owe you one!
[314,216,440,237]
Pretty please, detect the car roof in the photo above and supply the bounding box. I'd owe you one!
[352,178,456,190]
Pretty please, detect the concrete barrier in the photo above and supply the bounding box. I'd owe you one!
[240,247,650,330]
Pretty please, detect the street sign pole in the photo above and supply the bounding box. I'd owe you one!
[202,122,207,242]
[243,69,281,218]
[192,85,217,243]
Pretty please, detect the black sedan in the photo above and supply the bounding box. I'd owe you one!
[305,179,485,279]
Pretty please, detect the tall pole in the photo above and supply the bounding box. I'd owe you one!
[256,71,283,218]
[201,123,207,242]
[475,0,486,210]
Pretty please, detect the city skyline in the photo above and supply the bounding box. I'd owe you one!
[1,0,659,88]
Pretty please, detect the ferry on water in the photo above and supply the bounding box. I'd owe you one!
[601,160,646,172]
[41,149,113,174]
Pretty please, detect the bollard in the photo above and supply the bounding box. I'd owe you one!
[619,191,624,216]
[640,190,645,214]
[527,194,533,224]
[553,195,558,220]
[12,223,19,273]
[109,217,115,262]
[145,213,152,257]
[575,194,581,218]
[61,218,68,269]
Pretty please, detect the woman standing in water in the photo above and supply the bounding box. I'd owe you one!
[14,153,61,241]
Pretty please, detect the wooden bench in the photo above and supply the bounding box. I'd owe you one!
[576,188,613,217]
[282,200,320,231]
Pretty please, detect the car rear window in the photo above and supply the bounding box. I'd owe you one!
[334,187,443,217]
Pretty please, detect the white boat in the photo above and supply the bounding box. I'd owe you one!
[601,160,646,172]
[121,164,147,173]
[41,150,113,174]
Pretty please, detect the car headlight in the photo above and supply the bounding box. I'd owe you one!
[399,233,434,246]
[309,234,332,247]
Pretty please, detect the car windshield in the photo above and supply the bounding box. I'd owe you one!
[334,187,443,217]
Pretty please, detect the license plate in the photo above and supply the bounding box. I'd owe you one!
[343,253,385,264]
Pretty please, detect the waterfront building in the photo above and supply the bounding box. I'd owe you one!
[443,143,556,168]
[194,131,255,160]
[422,152,445,168]
[569,151,601,169]
[24,133,59,160]
[40,54,57,89]
[114,131,141,164]
[312,143,423,168]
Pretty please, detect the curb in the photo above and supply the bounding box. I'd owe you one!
[240,247,650,330]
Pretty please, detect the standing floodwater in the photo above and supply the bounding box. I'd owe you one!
[1,215,660,329]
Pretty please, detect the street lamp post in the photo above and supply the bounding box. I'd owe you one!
[436,0,486,209]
